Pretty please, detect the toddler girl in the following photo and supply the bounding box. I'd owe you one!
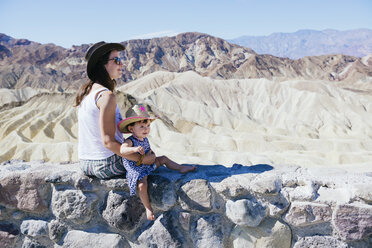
[118,104,196,220]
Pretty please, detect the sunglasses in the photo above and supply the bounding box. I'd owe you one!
[108,57,123,65]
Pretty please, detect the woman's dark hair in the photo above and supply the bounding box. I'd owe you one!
[74,50,117,107]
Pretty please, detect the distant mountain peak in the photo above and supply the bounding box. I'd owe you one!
[229,29,372,59]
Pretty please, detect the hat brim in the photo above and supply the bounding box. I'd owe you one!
[87,43,125,81]
[117,116,156,133]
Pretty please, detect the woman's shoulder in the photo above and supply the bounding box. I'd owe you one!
[92,85,112,96]
[95,89,116,108]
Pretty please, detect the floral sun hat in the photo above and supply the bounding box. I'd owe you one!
[117,104,156,133]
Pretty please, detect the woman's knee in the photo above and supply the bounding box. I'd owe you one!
[156,155,168,165]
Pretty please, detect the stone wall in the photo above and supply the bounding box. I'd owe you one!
[0,160,371,248]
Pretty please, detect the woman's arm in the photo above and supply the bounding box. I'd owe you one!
[97,91,155,164]
[97,91,122,155]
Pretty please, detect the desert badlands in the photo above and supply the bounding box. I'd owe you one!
[0,32,372,247]
[0,70,371,172]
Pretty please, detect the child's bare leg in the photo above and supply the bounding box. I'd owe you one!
[137,176,155,221]
[155,156,196,173]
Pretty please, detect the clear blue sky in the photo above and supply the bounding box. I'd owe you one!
[0,0,371,48]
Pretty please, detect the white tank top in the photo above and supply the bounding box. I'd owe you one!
[78,88,123,160]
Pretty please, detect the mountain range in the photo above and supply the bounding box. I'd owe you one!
[229,29,372,59]
[0,31,371,94]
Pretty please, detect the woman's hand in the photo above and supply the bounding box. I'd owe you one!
[142,149,156,165]
[148,149,155,156]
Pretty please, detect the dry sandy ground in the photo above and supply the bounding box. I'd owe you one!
[0,71,371,172]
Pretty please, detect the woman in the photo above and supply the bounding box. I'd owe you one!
[75,41,155,179]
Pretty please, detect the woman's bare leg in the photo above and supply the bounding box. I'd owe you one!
[137,176,155,220]
[155,156,196,173]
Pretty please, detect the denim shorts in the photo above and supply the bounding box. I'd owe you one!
[79,154,126,179]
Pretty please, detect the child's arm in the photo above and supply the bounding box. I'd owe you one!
[120,140,156,164]
[120,139,144,156]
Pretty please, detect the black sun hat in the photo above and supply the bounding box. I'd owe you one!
[85,41,125,81]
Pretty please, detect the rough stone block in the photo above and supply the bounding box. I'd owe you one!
[178,179,212,212]
[284,201,332,227]
[334,203,372,241]
[250,175,281,195]
[148,175,177,211]
[22,237,46,248]
[191,214,224,248]
[133,212,184,248]
[230,218,291,248]
[293,235,348,248]
[225,198,267,227]
[284,184,318,202]
[315,186,352,204]
[102,190,144,232]
[59,230,126,248]
[51,188,97,224]
[210,176,250,200]
[263,192,290,217]
[45,171,76,184]
[48,219,67,242]
[99,177,128,190]
[0,173,50,213]
[20,219,49,237]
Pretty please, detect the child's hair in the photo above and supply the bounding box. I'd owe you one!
[127,119,151,130]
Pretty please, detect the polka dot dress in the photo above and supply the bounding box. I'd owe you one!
[122,135,156,195]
